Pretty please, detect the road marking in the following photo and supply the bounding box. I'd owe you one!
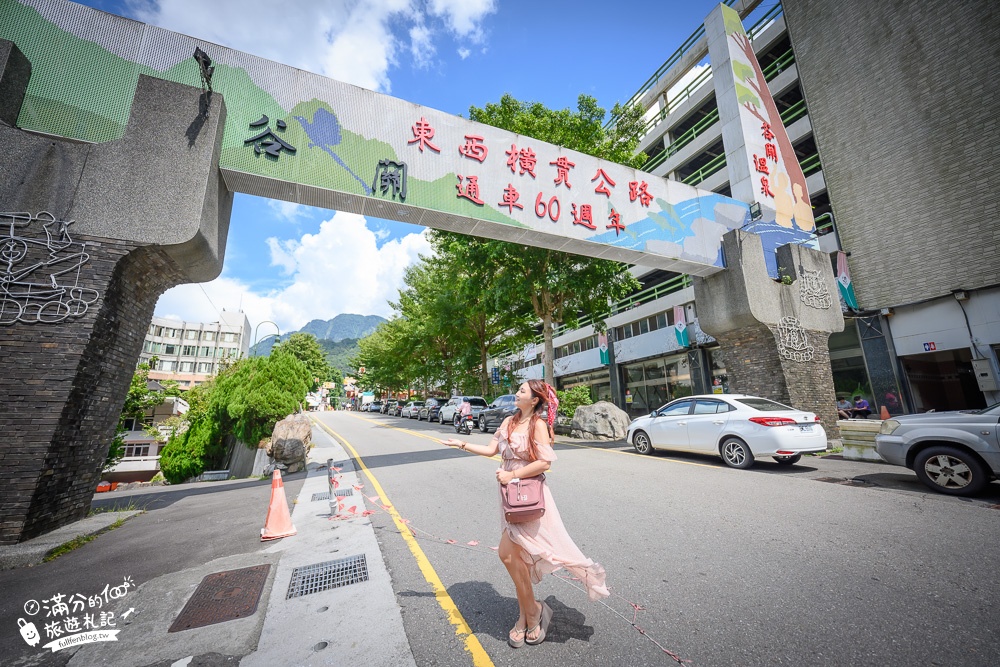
[312,418,494,667]
[349,413,501,461]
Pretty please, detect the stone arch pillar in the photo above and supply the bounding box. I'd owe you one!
[694,230,845,437]
[0,40,232,544]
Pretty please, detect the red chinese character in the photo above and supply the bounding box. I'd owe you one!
[498,184,523,212]
[591,169,616,197]
[606,208,625,236]
[456,175,484,205]
[505,144,537,178]
[752,154,770,175]
[760,176,775,198]
[408,116,441,153]
[628,180,653,207]
[459,135,488,162]
[764,143,778,162]
[571,203,595,229]
[550,156,576,189]
[761,121,775,142]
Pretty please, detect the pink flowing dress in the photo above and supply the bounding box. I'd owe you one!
[495,424,609,601]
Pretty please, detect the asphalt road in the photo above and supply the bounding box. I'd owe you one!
[0,472,306,667]
[322,411,1000,667]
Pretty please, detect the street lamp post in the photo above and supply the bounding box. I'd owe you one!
[252,320,280,355]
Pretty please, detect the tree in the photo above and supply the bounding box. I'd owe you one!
[273,332,331,390]
[458,94,646,382]
[106,361,163,471]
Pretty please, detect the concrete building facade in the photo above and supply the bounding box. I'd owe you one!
[139,310,251,388]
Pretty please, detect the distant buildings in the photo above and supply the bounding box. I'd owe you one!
[138,310,251,388]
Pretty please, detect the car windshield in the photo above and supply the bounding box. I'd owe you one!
[974,402,1000,415]
[734,397,795,411]
[469,399,487,407]
[413,401,424,407]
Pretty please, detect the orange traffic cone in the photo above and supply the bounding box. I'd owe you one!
[879,405,890,420]
[260,469,297,541]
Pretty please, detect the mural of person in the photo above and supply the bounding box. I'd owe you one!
[773,171,794,229]
[792,182,815,232]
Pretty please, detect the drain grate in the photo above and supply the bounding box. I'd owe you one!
[168,564,270,632]
[334,489,353,497]
[312,492,331,502]
[286,555,369,599]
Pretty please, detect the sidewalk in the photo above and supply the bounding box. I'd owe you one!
[10,425,417,667]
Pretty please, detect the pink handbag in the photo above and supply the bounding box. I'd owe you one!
[500,474,546,523]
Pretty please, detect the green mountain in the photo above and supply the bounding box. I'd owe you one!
[250,314,386,369]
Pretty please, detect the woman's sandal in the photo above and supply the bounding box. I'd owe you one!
[525,601,553,646]
[508,623,527,648]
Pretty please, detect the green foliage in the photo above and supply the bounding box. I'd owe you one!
[159,350,311,484]
[556,385,594,419]
[273,332,332,390]
[106,361,164,471]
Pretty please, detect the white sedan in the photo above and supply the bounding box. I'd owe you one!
[626,394,827,468]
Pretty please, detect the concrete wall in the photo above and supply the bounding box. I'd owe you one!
[783,0,1000,309]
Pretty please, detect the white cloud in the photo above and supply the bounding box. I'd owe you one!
[267,200,309,222]
[155,211,432,335]
[127,0,497,92]
[457,47,471,59]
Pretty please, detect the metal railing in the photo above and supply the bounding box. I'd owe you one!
[642,108,720,172]
[682,153,727,185]
[800,152,821,176]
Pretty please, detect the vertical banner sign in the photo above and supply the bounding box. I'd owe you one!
[674,306,689,347]
[836,251,859,310]
[598,333,609,365]
[705,3,815,233]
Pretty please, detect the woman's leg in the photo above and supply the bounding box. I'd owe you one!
[498,531,542,642]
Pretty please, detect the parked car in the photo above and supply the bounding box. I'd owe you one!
[366,401,383,413]
[626,394,826,469]
[418,397,448,421]
[875,403,999,496]
[381,400,398,414]
[391,401,406,417]
[400,401,425,419]
[478,394,519,433]
[438,396,488,425]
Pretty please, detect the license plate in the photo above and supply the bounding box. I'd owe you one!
[799,425,813,432]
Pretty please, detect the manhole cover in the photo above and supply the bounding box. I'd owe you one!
[312,492,331,502]
[168,564,271,633]
[286,554,368,599]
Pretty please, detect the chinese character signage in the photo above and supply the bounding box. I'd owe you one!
[705,3,816,243]
[3,0,761,275]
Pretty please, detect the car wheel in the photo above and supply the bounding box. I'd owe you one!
[913,446,988,496]
[479,415,489,433]
[773,454,802,466]
[720,437,755,469]
[632,431,654,455]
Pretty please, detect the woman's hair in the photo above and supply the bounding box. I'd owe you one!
[506,379,558,461]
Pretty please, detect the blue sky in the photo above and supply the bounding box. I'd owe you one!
[75,0,735,334]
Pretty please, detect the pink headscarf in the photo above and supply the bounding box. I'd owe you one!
[544,382,559,428]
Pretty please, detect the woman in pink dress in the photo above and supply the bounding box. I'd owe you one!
[443,379,609,648]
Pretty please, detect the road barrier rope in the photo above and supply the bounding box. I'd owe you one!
[326,465,691,664]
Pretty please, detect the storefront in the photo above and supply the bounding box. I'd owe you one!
[899,348,987,412]
[621,352,692,418]
[557,369,611,404]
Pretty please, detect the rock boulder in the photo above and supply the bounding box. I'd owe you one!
[270,413,312,473]
[570,401,631,441]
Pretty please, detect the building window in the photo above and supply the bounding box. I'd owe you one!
[199,346,213,357]
[163,344,177,355]
[160,360,176,371]
[179,361,194,372]
[222,332,238,342]
[121,418,137,431]
[184,330,199,340]
[122,444,150,458]
[197,362,213,373]
[182,345,197,356]
[203,332,216,341]
[163,328,178,338]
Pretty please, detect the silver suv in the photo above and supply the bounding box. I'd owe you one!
[438,395,487,425]
[875,403,999,496]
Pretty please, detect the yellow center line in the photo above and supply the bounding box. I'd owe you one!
[348,413,502,461]
[312,417,494,667]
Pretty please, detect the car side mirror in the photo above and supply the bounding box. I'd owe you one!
[649,411,657,418]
